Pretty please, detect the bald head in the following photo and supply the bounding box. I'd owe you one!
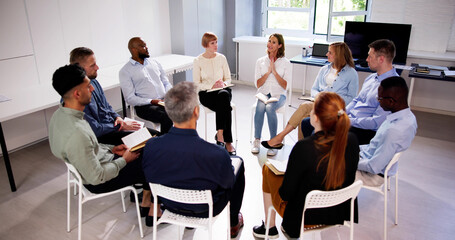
[128,37,149,61]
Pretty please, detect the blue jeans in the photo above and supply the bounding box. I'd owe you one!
[254,94,286,139]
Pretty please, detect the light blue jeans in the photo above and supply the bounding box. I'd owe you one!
[254,93,286,139]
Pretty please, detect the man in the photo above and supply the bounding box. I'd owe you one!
[356,76,417,186]
[142,82,245,237]
[48,64,153,209]
[119,37,173,133]
[69,47,143,145]
[301,39,399,145]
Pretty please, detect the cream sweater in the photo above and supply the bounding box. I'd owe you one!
[193,52,232,91]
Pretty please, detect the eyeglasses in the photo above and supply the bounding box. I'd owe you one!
[376,96,396,102]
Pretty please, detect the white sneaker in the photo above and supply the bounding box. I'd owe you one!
[251,139,260,154]
[267,149,278,156]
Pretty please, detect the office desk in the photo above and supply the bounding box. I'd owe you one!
[0,54,194,192]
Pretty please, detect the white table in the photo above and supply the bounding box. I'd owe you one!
[0,54,194,192]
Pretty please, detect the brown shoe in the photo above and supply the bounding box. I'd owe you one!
[230,212,244,238]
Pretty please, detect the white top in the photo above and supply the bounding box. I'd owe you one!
[325,67,337,87]
[255,55,292,97]
[193,52,232,91]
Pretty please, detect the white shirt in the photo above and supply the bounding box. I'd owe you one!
[325,67,337,87]
[255,55,292,97]
[193,53,231,91]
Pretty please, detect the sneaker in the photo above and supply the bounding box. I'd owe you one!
[252,221,279,239]
[267,149,278,156]
[251,139,260,154]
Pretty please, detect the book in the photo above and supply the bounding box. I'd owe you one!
[121,127,154,152]
[265,158,288,175]
[256,93,278,104]
[157,101,165,107]
[207,83,234,92]
[298,96,315,102]
[231,157,242,175]
[123,117,145,129]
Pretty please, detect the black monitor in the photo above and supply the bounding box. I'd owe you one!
[343,21,412,65]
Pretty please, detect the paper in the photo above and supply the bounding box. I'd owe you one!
[0,95,11,103]
[157,101,165,107]
[124,117,145,129]
[419,64,448,71]
[231,157,242,175]
[298,96,315,102]
[265,158,288,175]
[393,64,414,70]
[256,93,278,104]
[444,70,455,76]
[207,83,234,92]
[121,128,153,151]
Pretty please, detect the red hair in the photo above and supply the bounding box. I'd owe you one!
[313,92,350,190]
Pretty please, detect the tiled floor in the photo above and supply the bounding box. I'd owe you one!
[0,83,454,239]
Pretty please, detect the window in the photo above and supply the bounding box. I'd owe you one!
[262,0,370,40]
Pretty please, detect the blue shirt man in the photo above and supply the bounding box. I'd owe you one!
[356,76,417,186]
[69,47,143,145]
[119,37,173,133]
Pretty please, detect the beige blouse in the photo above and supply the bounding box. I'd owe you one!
[193,52,232,91]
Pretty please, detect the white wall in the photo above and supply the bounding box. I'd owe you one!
[0,0,171,151]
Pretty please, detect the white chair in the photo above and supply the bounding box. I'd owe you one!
[201,102,238,143]
[65,162,144,240]
[149,183,230,240]
[265,180,363,240]
[250,101,287,143]
[361,152,403,240]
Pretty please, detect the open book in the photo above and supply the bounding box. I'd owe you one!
[256,93,278,104]
[157,101,165,107]
[265,158,288,175]
[121,127,154,152]
[207,83,234,92]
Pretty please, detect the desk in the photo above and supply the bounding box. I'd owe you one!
[408,63,455,106]
[0,54,194,192]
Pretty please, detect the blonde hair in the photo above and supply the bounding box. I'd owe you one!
[330,42,355,73]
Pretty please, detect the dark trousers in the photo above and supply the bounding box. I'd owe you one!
[301,117,377,145]
[199,89,233,143]
[135,104,173,133]
[166,157,245,227]
[84,157,150,193]
[97,128,162,146]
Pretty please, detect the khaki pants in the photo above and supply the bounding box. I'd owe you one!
[288,101,314,140]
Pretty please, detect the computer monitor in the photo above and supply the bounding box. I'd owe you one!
[343,21,412,65]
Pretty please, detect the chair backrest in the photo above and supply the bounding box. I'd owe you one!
[65,162,91,197]
[384,152,403,177]
[304,180,363,210]
[149,183,213,205]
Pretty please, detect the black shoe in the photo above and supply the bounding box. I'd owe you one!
[140,206,150,218]
[130,191,143,203]
[252,221,279,239]
[145,215,161,227]
[261,141,283,150]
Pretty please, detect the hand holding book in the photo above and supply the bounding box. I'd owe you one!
[256,93,278,104]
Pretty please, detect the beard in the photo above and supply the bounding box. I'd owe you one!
[138,52,150,59]
[87,72,97,79]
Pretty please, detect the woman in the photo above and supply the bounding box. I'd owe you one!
[193,32,236,155]
[252,92,360,239]
[262,42,358,149]
[252,33,291,156]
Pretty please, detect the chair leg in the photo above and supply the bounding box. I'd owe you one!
[78,187,83,240]
[384,180,388,240]
[67,171,71,232]
[226,202,230,240]
[131,188,144,238]
[121,191,127,213]
[395,173,398,225]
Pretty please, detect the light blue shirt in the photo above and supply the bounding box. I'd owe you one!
[358,108,417,176]
[346,68,398,130]
[311,63,359,105]
[119,58,172,106]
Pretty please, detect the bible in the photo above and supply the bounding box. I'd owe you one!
[121,127,154,152]
[256,93,278,104]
